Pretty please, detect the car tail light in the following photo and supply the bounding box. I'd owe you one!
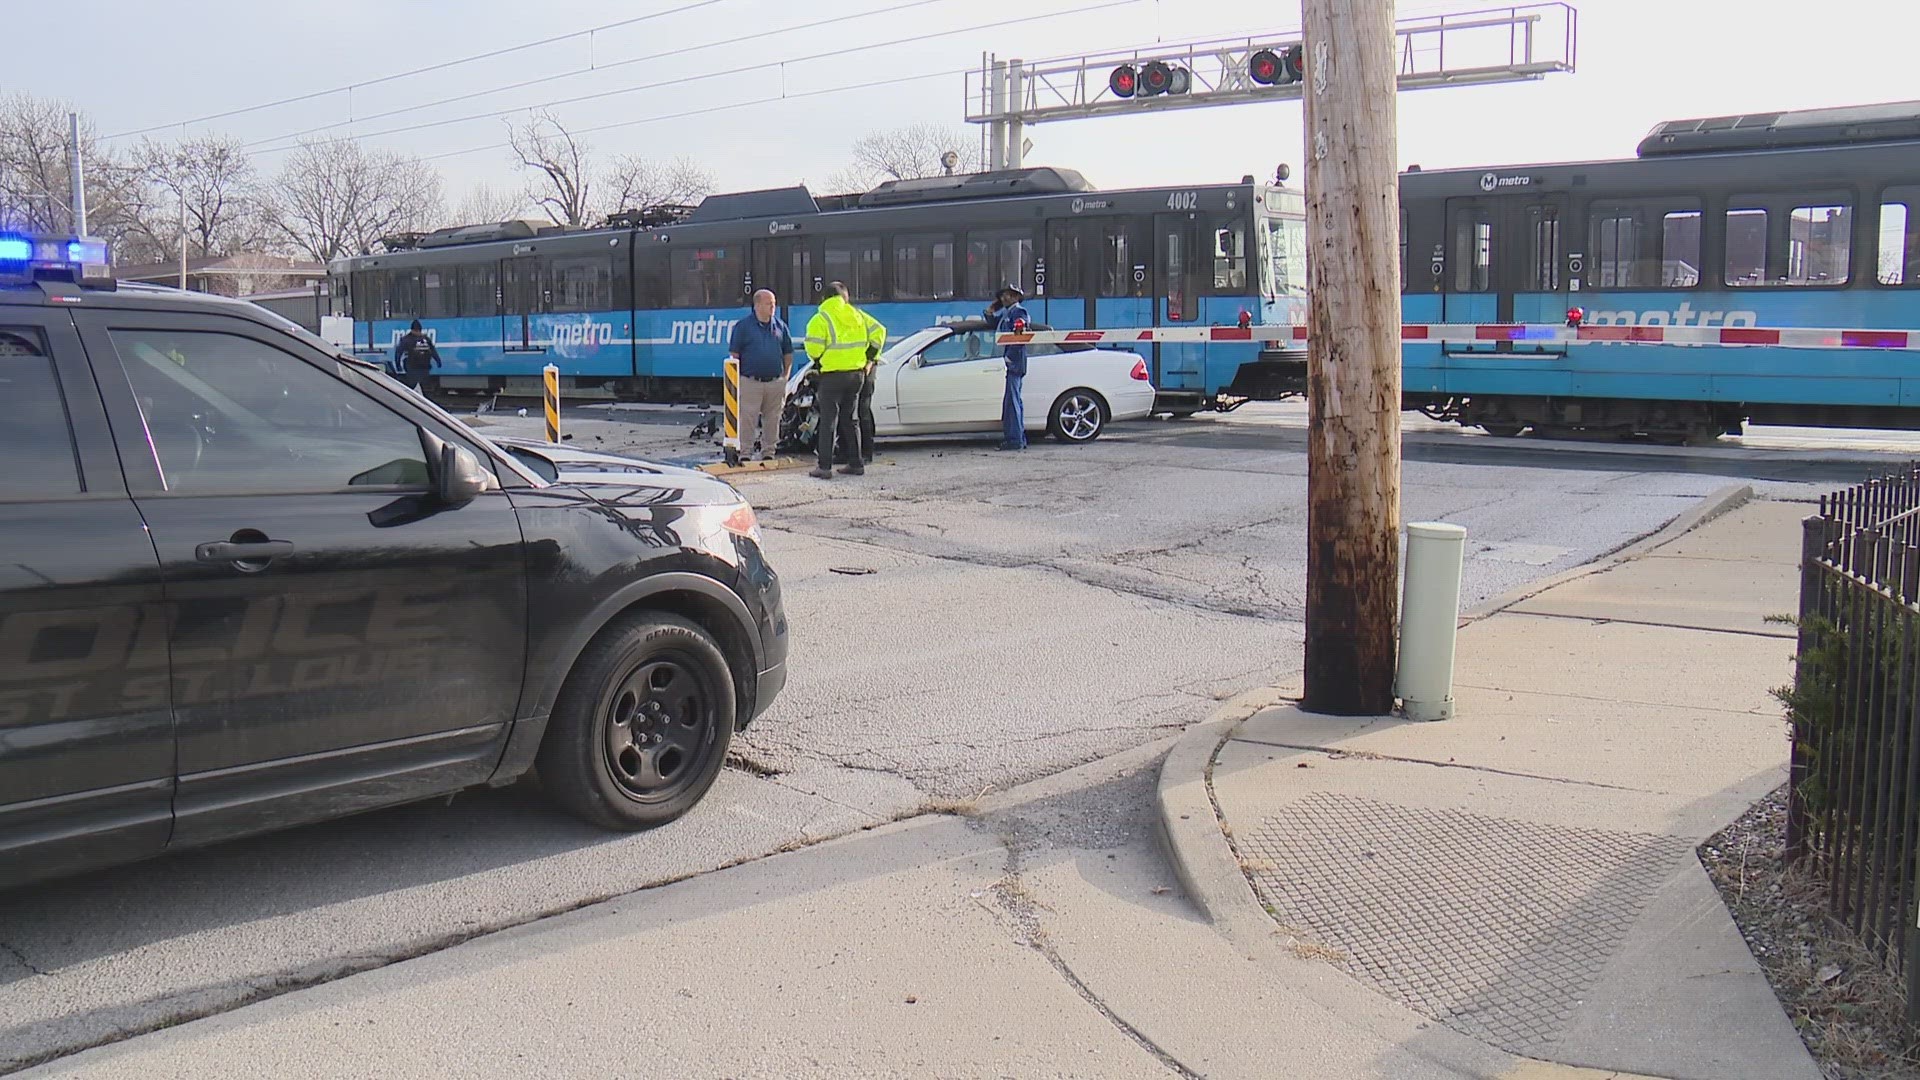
[722,504,761,543]
[1130,359,1150,382]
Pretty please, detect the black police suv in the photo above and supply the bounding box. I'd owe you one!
[0,242,787,890]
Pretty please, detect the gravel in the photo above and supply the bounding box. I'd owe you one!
[1700,787,1920,1079]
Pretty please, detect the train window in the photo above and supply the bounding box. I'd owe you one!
[1211,218,1248,293]
[350,271,376,319]
[1261,215,1306,299]
[1099,220,1145,298]
[1046,224,1083,298]
[552,256,613,312]
[1881,190,1918,286]
[385,268,422,320]
[823,237,883,302]
[964,229,1034,298]
[634,248,670,307]
[1663,212,1702,286]
[1785,204,1851,287]
[1520,204,1560,291]
[1587,202,1701,289]
[1724,208,1768,288]
[892,234,956,301]
[780,246,813,304]
[503,258,548,314]
[672,245,744,308]
[458,264,498,315]
[1399,209,1408,291]
[421,269,456,319]
[1450,212,1495,293]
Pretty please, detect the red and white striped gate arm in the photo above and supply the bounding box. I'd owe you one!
[994,323,1920,350]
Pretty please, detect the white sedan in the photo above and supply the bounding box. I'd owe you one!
[779,320,1157,451]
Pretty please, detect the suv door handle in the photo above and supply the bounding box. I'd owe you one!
[195,540,295,563]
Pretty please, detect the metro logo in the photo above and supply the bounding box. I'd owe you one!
[551,318,615,359]
[669,317,734,346]
[1584,303,1759,329]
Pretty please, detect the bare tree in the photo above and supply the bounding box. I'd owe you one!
[452,182,528,226]
[601,155,715,217]
[266,139,444,263]
[828,123,982,192]
[507,111,592,228]
[0,93,156,261]
[134,134,268,259]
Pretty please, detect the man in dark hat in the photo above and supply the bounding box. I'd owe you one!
[984,283,1030,450]
[391,319,442,393]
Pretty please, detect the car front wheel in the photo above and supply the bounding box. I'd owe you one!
[537,613,735,830]
[1048,389,1107,443]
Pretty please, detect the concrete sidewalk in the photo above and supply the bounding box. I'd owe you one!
[19,492,1823,1080]
[1162,493,1821,1080]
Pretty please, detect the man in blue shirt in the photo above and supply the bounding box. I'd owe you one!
[728,289,795,461]
[985,283,1030,450]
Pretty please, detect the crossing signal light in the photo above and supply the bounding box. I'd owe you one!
[1250,45,1304,86]
[1109,64,1137,98]
[1140,60,1190,96]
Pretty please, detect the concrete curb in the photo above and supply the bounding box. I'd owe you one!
[1159,483,1757,934]
[1459,481,1754,623]
[1154,685,1288,929]
[1151,483,1782,1079]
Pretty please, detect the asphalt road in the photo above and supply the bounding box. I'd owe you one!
[0,402,1868,1073]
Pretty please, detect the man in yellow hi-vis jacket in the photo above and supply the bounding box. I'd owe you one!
[803,281,886,479]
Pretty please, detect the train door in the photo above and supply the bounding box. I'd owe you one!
[1093,216,1152,363]
[1042,220,1097,330]
[1153,211,1209,391]
[752,237,816,322]
[1442,196,1570,341]
[501,255,544,353]
[1443,195,1566,319]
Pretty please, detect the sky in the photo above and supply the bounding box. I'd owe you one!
[12,0,1920,210]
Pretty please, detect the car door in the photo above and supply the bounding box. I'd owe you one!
[0,310,175,889]
[896,329,1004,430]
[75,309,529,848]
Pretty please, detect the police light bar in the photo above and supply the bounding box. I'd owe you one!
[0,233,114,287]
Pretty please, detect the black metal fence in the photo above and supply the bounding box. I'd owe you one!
[1786,466,1920,1012]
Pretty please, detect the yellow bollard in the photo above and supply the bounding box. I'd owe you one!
[543,363,560,443]
[722,356,741,467]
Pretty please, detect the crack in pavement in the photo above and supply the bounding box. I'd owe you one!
[0,941,45,978]
[977,825,1203,1080]
[768,519,1299,623]
[1229,737,1664,794]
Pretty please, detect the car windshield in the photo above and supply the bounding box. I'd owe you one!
[879,328,949,363]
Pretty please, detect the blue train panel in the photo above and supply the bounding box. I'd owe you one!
[1419,289,1919,410]
[362,311,637,379]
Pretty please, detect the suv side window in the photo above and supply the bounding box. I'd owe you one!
[111,328,430,495]
[0,328,82,499]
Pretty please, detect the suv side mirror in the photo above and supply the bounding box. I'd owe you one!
[422,431,493,506]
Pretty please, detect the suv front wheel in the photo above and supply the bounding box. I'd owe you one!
[537,613,735,830]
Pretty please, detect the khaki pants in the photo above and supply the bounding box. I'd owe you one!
[737,375,787,458]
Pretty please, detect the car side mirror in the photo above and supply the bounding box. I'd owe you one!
[423,431,492,506]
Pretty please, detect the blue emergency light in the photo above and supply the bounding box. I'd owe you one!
[0,232,113,287]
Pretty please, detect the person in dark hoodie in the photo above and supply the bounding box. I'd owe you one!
[391,319,442,392]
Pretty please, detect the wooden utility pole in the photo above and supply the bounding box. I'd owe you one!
[1300,0,1403,716]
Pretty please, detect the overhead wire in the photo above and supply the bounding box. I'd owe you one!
[241,0,966,152]
[417,9,1301,165]
[247,0,1148,156]
[103,0,730,140]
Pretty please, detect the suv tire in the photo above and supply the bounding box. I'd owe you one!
[537,613,735,830]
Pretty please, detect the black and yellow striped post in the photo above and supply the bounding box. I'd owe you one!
[542,363,560,443]
[721,356,741,468]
